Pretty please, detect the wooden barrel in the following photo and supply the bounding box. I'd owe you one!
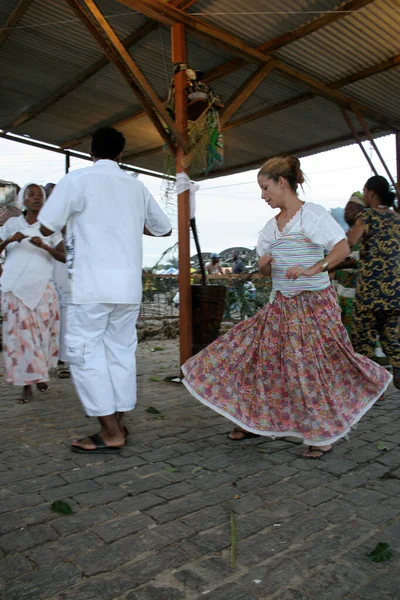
[191,284,227,356]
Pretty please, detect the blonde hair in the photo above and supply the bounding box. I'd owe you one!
[258,156,305,192]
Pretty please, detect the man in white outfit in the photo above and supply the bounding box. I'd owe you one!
[39,127,172,453]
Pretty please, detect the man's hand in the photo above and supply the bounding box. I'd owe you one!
[9,232,27,243]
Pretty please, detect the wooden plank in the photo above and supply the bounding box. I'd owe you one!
[172,22,192,365]
[397,132,400,188]
[220,60,277,126]
[2,0,193,132]
[0,0,34,49]
[341,108,378,174]
[80,0,189,152]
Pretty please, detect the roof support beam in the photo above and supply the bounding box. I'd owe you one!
[64,0,185,154]
[219,60,277,126]
[60,0,383,150]
[2,0,194,132]
[353,105,400,193]
[0,0,35,49]
[117,0,397,131]
[196,126,386,180]
[341,108,378,175]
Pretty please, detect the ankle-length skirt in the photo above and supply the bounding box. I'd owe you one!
[2,283,60,386]
[182,286,391,446]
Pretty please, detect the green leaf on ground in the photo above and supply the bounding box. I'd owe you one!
[377,441,388,451]
[51,500,73,515]
[164,466,178,473]
[255,447,268,453]
[367,542,392,563]
[192,466,204,473]
[149,376,161,382]
[230,506,237,568]
[146,406,161,414]
[151,346,165,352]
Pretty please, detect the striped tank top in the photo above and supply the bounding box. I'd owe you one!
[270,230,330,301]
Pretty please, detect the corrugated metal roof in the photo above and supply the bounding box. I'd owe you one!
[0,0,399,178]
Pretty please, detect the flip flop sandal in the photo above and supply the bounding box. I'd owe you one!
[228,427,260,441]
[57,366,70,379]
[303,446,333,459]
[71,433,123,454]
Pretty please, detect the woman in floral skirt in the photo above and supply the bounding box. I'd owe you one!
[182,157,391,458]
[0,183,65,403]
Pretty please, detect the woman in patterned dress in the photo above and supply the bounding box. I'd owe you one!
[349,175,400,388]
[182,157,391,458]
[0,184,65,403]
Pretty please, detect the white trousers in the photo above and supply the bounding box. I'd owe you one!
[66,303,140,417]
[59,306,68,363]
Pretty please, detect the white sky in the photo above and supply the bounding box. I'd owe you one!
[0,134,397,267]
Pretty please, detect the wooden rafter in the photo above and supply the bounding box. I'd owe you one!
[0,0,34,49]
[196,126,386,180]
[219,60,277,126]
[204,0,375,83]
[117,0,396,132]
[2,0,194,132]
[341,108,378,174]
[60,0,385,150]
[64,0,186,154]
[226,52,400,131]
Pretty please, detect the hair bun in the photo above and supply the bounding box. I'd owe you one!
[287,156,305,185]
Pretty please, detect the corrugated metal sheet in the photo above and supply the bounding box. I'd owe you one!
[0,0,399,176]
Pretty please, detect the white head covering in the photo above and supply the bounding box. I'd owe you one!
[348,191,365,207]
[17,183,46,210]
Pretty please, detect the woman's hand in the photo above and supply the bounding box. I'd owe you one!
[29,236,47,249]
[286,265,319,279]
[9,232,27,243]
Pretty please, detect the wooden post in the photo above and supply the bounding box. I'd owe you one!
[172,23,192,367]
[65,151,70,173]
[396,131,400,190]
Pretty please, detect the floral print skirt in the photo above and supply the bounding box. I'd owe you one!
[182,286,391,446]
[2,283,60,386]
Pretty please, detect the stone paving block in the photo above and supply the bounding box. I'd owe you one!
[51,573,134,600]
[141,520,195,551]
[139,448,181,463]
[235,470,281,493]
[0,523,57,554]
[127,584,185,600]
[52,505,117,537]
[73,486,129,508]
[0,512,24,535]
[145,494,206,524]
[315,499,357,524]
[109,492,165,515]
[41,480,102,502]
[346,488,386,507]
[118,475,171,496]
[291,470,336,490]
[193,582,259,600]
[28,531,103,568]
[30,460,74,478]
[3,563,82,600]
[241,556,304,596]
[6,474,67,495]
[179,528,231,558]
[318,458,358,476]
[257,481,304,502]
[230,492,266,514]
[155,482,197,500]
[190,471,236,491]
[180,504,230,533]
[63,461,146,484]
[123,545,188,586]
[173,568,207,591]
[95,512,156,543]
[74,533,145,576]
[0,554,35,581]
[302,564,365,600]
[297,485,338,507]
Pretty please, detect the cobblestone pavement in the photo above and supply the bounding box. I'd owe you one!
[1,339,400,600]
